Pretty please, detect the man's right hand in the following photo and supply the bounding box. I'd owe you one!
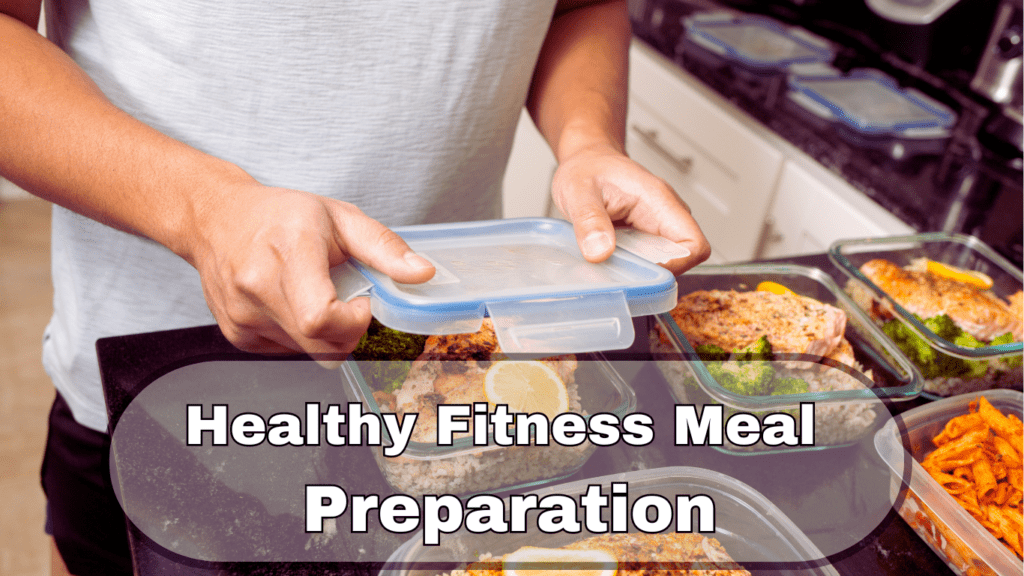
[183,184,436,359]
[1,9,437,360]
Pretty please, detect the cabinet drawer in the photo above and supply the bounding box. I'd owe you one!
[627,47,784,261]
[760,161,915,258]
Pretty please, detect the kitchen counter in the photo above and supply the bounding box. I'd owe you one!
[98,254,958,576]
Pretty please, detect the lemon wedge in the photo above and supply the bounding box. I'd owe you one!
[925,260,993,290]
[756,281,795,296]
[483,360,569,418]
[503,546,617,576]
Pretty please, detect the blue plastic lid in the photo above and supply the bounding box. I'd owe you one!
[684,14,834,71]
[330,218,680,354]
[787,70,956,137]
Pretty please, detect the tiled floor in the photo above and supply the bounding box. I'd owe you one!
[0,198,54,576]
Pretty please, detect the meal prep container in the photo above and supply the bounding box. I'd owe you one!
[829,232,1023,398]
[786,70,956,159]
[340,352,637,497]
[331,218,680,355]
[380,466,841,575]
[651,263,924,455]
[873,389,1023,576]
[681,13,835,76]
[678,12,836,110]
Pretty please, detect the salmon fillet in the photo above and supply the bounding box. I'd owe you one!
[462,533,751,575]
[388,319,577,442]
[859,259,1022,341]
[663,289,853,365]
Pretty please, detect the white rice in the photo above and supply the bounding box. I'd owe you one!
[649,330,879,452]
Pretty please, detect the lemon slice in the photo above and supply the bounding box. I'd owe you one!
[757,281,795,296]
[504,546,617,576]
[925,260,993,290]
[483,360,569,418]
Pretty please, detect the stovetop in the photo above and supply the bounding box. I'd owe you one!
[629,0,1023,265]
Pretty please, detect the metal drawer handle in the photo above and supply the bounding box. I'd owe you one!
[630,124,693,174]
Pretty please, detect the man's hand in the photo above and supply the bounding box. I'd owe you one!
[552,144,710,275]
[186,184,435,359]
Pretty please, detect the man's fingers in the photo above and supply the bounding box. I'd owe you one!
[558,182,617,263]
[329,204,435,284]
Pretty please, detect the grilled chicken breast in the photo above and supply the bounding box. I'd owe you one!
[663,289,854,366]
[463,533,751,575]
[859,259,1022,342]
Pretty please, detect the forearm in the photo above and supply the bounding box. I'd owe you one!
[0,14,254,261]
[526,0,631,162]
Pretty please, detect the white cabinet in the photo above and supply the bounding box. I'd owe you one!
[759,160,915,259]
[627,42,785,263]
[502,109,557,219]
[502,40,915,258]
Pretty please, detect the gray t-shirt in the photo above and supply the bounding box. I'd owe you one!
[42,0,557,432]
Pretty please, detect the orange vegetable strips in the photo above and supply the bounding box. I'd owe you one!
[934,413,985,445]
[925,429,991,465]
[992,436,1022,465]
[977,397,1023,454]
[921,397,1024,560]
[973,458,998,499]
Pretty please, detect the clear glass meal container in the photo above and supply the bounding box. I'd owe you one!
[873,389,1023,576]
[651,263,923,455]
[829,232,1023,398]
[380,466,841,576]
[340,352,637,498]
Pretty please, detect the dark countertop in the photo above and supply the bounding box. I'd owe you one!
[97,254,958,576]
[628,0,1024,268]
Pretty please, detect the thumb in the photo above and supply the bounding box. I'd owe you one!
[560,186,616,264]
[329,204,435,284]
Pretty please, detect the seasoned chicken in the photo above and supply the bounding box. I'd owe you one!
[859,259,1022,342]
[662,289,854,366]
[463,533,751,575]
[391,319,577,442]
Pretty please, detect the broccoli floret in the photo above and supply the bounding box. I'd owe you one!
[953,332,984,349]
[695,343,729,361]
[989,333,1023,369]
[771,376,810,396]
[708,361,775,396]
[883,319,940,375]
[923,314,961,342]
[733,335,773,362]
[990,333,1015,347]
[351,319,427,361]
[881,316,1011,379]
[351,319,428,392]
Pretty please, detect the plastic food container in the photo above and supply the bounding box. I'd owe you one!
[340,352,636,497]
[786,70,956,159]
[873,389,1023,576]
[380,466,841,575]
[681,13,835,75]
[330,218,680,355]
[829,232,1023,398]
[651,263,923,455]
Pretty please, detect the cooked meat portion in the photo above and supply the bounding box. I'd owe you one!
[859,259,1022,342]
[391,319,577,442]
[664,289,853,365]
[463,533,751,575]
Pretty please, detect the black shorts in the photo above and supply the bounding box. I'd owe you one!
[41,392,133,576]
